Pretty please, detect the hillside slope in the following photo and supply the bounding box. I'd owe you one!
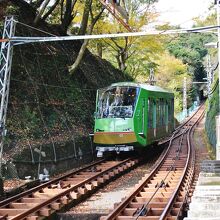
[0,1,131,178]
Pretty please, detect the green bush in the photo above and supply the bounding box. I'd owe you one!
[205,83,219,150]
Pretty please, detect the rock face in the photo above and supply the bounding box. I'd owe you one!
[184,163,220,220]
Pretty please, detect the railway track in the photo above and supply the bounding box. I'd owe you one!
[100,104,205,220]
[0,158,138,220]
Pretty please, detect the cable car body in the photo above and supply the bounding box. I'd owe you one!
[93,82,174,157]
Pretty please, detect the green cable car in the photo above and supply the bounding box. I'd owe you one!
[93,82,174,157]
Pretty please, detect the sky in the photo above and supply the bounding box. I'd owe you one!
[155,0,214,28]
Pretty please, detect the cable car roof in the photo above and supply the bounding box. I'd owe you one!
[109,82,173,94]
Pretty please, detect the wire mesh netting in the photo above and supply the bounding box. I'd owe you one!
[1,18,130,178]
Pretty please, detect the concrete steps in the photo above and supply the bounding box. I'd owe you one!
[184,169,220,220]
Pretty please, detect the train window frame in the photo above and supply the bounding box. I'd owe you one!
[96,86,140,119]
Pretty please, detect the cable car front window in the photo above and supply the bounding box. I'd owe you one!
[97,86,139,118]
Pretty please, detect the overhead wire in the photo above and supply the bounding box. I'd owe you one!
[14,20,57,37]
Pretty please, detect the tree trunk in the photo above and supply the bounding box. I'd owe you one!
[32,0,44,8]
[78,0,92,35]
[97,42,103,58]
[116,48,127,71]
[69,39,89,74]
[42,0,60,21]
[34,0,50,24]
[60,0,77,35]
[69,7,104,74]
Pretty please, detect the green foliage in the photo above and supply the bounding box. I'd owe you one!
[205,81,219,149]
[155,53,192,112]
[88,0,162,77]
[193,7,216,27]
[167,33,213,82]
[20,106,42,138]
[6,5,19,15]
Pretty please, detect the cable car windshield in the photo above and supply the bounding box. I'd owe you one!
[97,86,140,118]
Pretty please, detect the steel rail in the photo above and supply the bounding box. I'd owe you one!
[0,158,138,220]
[159,105,205,220]
[102,120,190,219]
[101,104,205,220]
[0,158,105,207]
[133,129,188,220]
[176,109,206,218]
[2,105,199,207]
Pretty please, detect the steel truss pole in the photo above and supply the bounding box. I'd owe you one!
[0,16,16,195]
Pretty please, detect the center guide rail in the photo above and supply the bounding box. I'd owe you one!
[0,158,139,220]
[100,104,205,220]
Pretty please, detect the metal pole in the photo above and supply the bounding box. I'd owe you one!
[0,16,16,195]
[183,77,187,118]
[207,54,212,101]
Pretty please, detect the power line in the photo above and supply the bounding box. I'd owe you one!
[8,23,219,45]
[15,20,57,37]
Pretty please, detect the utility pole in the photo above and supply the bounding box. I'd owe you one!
[183,77,187,118]
[207,54,212,100]
[0,16,16,196]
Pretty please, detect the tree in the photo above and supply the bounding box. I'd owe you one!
[9,0,78,34]
[68,0,105,74]
[156,53,192,112]
[167,33,212,82]
[90,0,161,77]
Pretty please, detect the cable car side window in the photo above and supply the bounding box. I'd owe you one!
[168,99,173,123]
[148,98,153,128]
[97,86,140,118]
[156,100,160,127]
